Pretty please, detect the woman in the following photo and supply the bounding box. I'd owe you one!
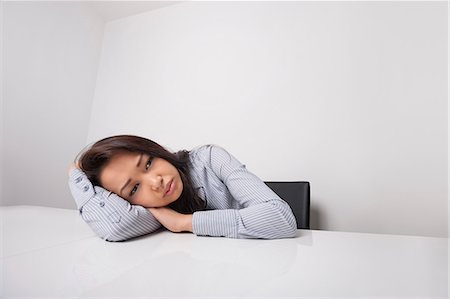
[68,135,297,241]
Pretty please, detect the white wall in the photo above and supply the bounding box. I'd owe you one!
[2,2,104,208]
[1,1,4,207]
[0,2,4,296]
[88,1,448,238]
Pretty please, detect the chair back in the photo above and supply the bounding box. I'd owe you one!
[264,181,310,229]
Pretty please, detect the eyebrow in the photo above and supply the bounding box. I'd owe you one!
[119,153,143,196]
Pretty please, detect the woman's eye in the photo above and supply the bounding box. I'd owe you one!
[130,183,139,196]
[145,157,153,170]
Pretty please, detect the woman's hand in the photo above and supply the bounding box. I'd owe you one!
[148,207,193,233]
[68,161,81,175]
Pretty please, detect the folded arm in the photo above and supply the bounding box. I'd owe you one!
[68,167,162,242]
[192,145,298,239]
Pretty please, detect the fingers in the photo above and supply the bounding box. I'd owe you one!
[147,207,182,233]
[148,207,158,215]
[68,161,80,175]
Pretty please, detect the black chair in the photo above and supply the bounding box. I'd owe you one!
[264,181,310,229]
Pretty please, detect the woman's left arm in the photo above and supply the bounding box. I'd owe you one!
[192,145,298,239]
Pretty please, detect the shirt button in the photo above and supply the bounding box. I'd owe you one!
[75,177,82,183]
[83,185,89,192]
[99,201,105,207]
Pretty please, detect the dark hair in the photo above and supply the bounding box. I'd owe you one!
[75,134,207,214]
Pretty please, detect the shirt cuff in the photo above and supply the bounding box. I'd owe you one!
[68,168,96,209]
[192,209,239,238]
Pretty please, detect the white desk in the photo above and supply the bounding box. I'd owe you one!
[1,205,448,298]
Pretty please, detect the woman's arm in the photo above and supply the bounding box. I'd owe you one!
[68,166,162,242]
[191,145,298,239]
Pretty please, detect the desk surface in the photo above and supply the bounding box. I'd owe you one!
[1,205,448,298]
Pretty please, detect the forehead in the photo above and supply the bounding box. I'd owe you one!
[99,151,141,189]
[108,151,140,165]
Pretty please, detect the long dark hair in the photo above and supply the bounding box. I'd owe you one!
[75,134,207,214]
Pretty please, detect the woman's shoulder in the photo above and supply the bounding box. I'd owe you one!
[189,143,228,159]
[189,144,214,159]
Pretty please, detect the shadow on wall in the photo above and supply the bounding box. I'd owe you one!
[309,201,325,231]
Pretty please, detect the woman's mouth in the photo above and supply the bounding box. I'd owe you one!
[164,179,174,197]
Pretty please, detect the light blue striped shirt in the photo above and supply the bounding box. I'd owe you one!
[68,144,297,241]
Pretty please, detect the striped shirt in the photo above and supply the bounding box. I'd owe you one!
[68,144,297,241]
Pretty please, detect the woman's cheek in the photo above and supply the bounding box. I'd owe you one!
[137,191,152,207]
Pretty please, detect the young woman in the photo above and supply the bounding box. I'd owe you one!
[68,135,297,241]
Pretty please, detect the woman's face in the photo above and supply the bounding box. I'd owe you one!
[99,151,183,208]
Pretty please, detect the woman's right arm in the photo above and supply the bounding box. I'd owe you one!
[68,166,162,242]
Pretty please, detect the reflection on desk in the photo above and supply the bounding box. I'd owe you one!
[1,205,447,298]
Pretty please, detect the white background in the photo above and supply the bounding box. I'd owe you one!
[2,0,448,240]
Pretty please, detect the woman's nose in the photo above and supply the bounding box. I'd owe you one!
[149,175,163,191]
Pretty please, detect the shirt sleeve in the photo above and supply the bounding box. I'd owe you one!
[191,145,298,239]
[68,168,162,242]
